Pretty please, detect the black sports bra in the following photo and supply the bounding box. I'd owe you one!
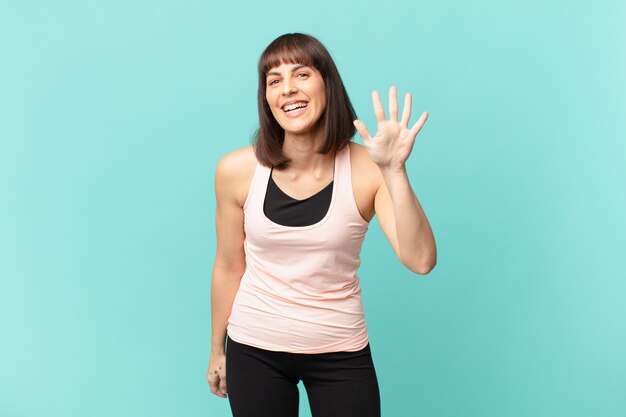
[263,166,333,227]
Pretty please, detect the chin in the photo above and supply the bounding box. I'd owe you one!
[279,120,312,132]
[283,126,310,135]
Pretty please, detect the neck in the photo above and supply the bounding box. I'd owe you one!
[281,128,334,178]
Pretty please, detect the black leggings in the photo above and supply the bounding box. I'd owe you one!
[225,334,381,417]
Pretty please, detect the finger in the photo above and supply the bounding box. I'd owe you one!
[353,119,372,143]
[372,90,386,121]
[400,93,412,127]
[409,111,429,137]
[209,377,218,394]
[389,86,398,121]
[210,377,226,398]
[219,370,227,394]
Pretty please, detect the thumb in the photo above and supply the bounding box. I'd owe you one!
[353,120,371,143]
[220,373,227,395]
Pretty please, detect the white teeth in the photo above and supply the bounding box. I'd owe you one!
[283,102,308,112]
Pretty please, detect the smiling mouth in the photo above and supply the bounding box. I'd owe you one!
[282,102,308,113]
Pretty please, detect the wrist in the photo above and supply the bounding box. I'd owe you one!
[211,346,225,355]
[379,163,406,175]
[379,165,407,179]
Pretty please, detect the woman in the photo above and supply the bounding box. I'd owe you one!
[207,32,436,417]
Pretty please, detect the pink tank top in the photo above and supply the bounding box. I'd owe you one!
[226,143,371,353]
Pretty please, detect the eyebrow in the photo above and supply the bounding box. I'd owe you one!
[267,64,308,77]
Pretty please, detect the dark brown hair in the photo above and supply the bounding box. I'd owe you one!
[252,33,357,169]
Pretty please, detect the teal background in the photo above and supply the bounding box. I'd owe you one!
[1,0,625,416]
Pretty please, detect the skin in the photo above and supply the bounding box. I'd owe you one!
[207,62,436,399]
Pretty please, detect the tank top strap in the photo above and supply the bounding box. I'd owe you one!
[334,143,360,218]
[336,143,349,196]
[242,157,264,213]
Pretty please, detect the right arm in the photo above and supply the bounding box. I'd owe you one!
[207,152,247,398]
[211,152,247,353]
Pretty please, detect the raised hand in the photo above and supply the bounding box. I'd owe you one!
[353,86,428,171]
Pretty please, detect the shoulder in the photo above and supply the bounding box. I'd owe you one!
[215,145,256,176]
[215,145,257,207]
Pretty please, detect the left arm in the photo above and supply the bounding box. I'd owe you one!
[376,165,436,274]
[354,85,436,275]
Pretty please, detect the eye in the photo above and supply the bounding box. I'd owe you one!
[268,79,279,86]
[297,73,309,79]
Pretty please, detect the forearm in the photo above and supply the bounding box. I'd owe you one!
[211,264,244,354]
[380,166,436,273]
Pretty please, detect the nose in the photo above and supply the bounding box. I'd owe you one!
[281,78,297,95]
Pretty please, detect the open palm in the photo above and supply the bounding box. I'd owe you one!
[353,86,428,170]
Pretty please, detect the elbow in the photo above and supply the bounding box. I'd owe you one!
[415,261,436,275]
[401,254,436,276]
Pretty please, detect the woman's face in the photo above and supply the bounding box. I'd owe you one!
[265,62,326,135]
